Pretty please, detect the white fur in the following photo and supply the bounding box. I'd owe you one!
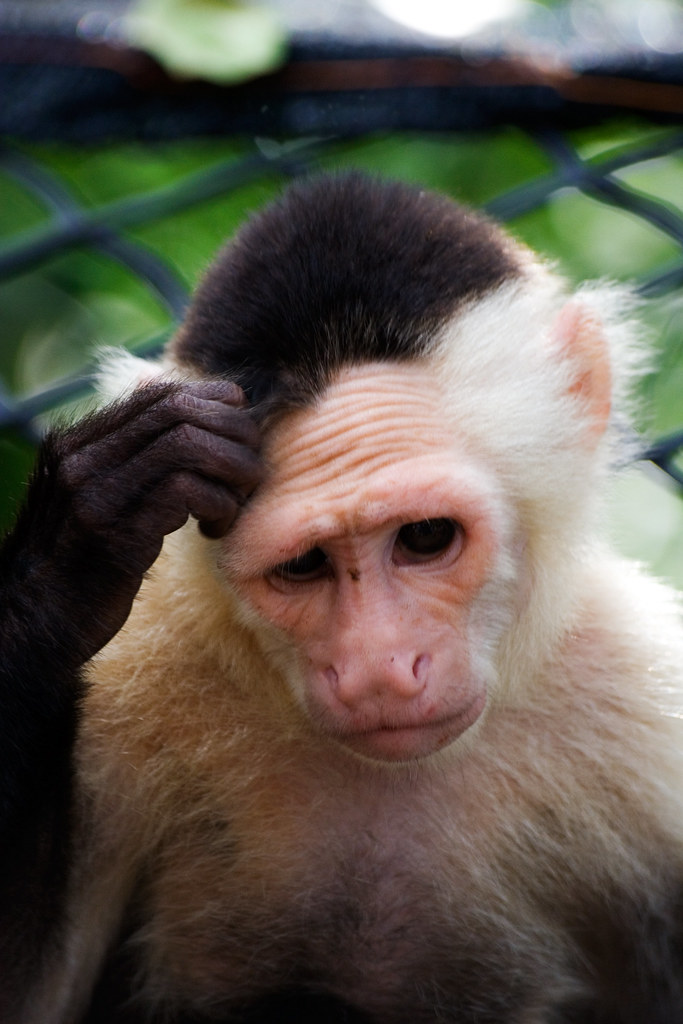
[95,346,186,403]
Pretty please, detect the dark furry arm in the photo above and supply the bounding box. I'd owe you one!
[0,380,261,1007]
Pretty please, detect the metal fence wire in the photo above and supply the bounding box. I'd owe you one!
[0,29,682,490]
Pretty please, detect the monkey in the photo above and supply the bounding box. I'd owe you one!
[2,170,683,1024]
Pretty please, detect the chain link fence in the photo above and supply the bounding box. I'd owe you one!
[1,8,682,505]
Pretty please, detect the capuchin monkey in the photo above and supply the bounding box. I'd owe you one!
[2,172,683,1024]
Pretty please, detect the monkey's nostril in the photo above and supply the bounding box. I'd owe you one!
[412,655,430,683]
[324,666,339,690]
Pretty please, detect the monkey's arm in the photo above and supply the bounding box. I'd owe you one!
[0,380,261,1003]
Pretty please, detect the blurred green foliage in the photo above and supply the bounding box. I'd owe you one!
[1,127,682,581]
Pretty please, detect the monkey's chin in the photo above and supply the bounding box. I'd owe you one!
[338,694,486,763]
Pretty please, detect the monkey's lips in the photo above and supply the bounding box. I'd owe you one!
[336,693,486,762]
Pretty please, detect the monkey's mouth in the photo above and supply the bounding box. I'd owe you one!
[336,693,486,763]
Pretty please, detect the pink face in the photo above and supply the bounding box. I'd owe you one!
[221,363,508,763]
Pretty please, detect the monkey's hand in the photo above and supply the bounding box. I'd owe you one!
[0,380,262,669]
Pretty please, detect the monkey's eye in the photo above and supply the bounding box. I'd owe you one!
[394,518,462,564]
[270,547,330,583]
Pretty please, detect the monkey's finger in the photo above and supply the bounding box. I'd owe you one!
[125,381,257,447]
[60,383,261,485]
[183,378,249,408]
[120,393,260,459]
[64,427,261,545]
[52,380,180,452]
[130,472,246,543]
[198,514,242,539]
[60,378,244,454]
[139,424,264,494]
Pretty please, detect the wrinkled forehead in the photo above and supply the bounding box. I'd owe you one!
[262,361,454,495]
[219,362,494,580]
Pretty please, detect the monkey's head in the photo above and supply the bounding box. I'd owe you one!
[164,173,623,763]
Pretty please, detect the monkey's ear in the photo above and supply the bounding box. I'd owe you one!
[552,302,612,441]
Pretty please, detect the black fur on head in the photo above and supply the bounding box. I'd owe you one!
[171,172,526,413]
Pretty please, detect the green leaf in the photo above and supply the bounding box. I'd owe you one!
[124,0,287,84]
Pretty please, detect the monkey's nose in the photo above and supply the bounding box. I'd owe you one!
[325,652,430,710]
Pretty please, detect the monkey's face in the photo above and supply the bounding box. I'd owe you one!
[222,362,515,763]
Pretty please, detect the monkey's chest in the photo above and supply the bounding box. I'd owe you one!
[133,796,572,1022]
[140,818,450,1008]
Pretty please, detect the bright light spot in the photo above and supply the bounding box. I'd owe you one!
[638,1,683,54]
[371,0,525,39]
